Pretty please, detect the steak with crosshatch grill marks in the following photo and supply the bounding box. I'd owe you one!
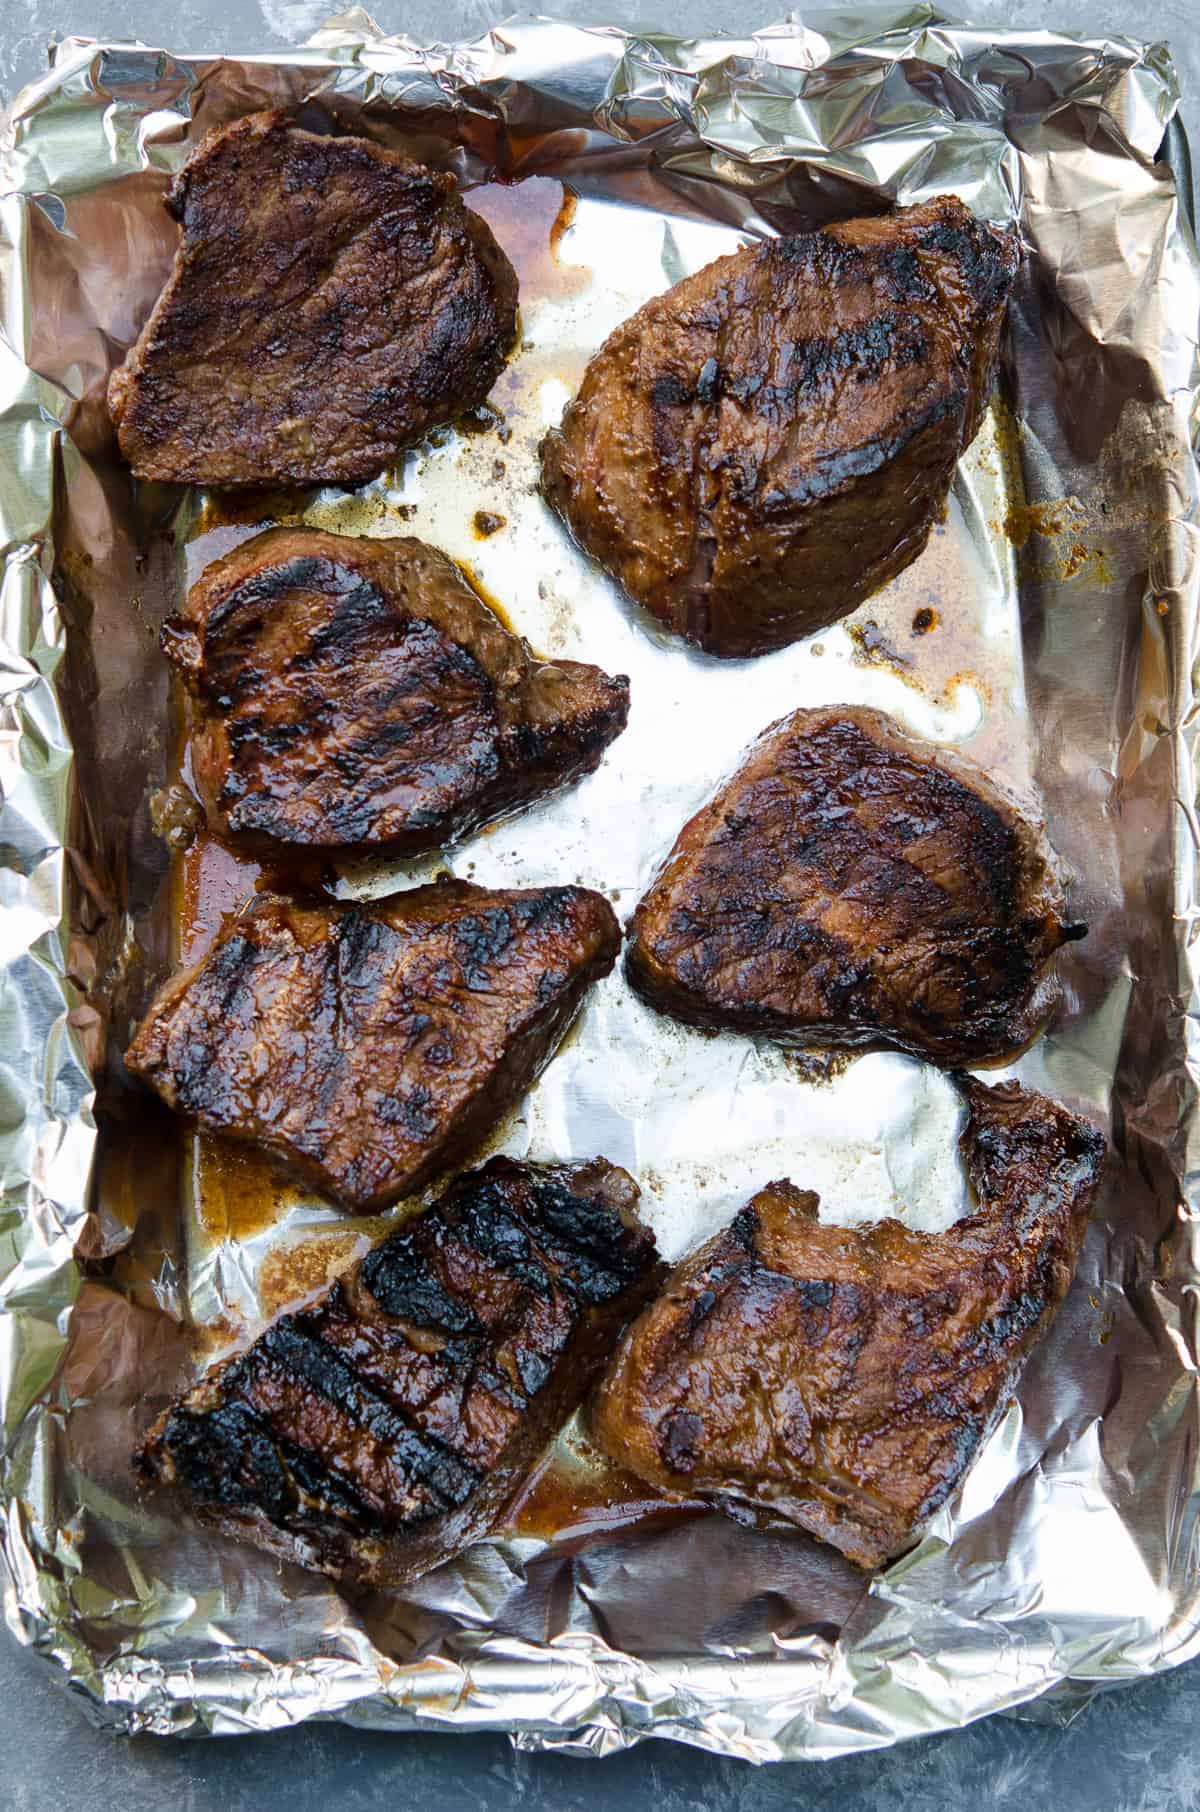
[539,195,1019,657]
[165,528,629,858]
[626,704,1084,1068]
[124,881,619,1213]
[107,110,519,487]
[138,1157,663,1588]
[590,1075,1105,1570]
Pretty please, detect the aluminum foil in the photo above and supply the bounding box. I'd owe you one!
[1,3,1198,1761]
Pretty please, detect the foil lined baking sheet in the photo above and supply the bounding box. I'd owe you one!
[1,4,1198,1761]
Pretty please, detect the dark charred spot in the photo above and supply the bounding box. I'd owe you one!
[158,1401,293,1521]
[882,244,930,300]
[298,574,395,661]
[695,357,722,404]
[254,1319,480,1505]
[971,1288,1045,1351]
[279,1434,377,1528]
[335,907,392,990]
[792,1279,833,1310]
[773,315,929,401]
[730,1206,760,1253]
[536,967,568,1004]
[377,1084,439,1140]
[916,1411,987,1519]
[471,1363,526,1411]
[924,219,1016,308]
[514,1346,553,1397]
[362,1232,481,1334]
[660,1409,704,1473]
[205,555,327,639]
[725,372,763,406]
[651,372,693,407]
[505,888,581,937]
[454,1185,554,1296]
[524,1172,656,1302]
[454,907,515,984]
[688,1287,718,1330]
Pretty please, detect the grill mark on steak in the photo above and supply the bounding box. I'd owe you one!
[171,528,628,859]
[239,1319,481,1506]
[666,314,933,418]
[627,704,1083,1068]
[124,880,620,1213]
[107,111,519,488]
[540,195,1018,657]
[139,1158,663,1587]
[590,1076,1105,1570]
[361,1232,483,1334]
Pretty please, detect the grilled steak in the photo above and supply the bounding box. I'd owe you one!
[125,881,618,1213]
[540,196,1018,657]
[139,1157,663,1587]
[627,705,1082,1068]
[167,528,629,858]
[108,111,519,487]
[591,1076,1105,1570]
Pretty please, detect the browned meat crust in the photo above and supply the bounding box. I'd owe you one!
[138,1157,663,1588]
[108,111,519,487]
[125,881,619,1213]
[590,1076,1105,1570]
[626,704,1083,1068]
[540,196,1018,657]
[166,528,629,859]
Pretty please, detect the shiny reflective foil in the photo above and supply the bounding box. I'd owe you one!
[1,4,1198,1760]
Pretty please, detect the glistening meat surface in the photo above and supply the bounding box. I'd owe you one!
[125,881,619,1213]
[627,704,1083,1068]
[540,195,1018,657]
[168,528,629,858]
[590,1076,1106,1569]
[139,1157,663,1588]
[108,111,519,486]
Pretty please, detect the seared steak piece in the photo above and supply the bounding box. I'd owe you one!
[540,196,1018,657]
[125,881,618,1213]
[167,528,629,858]
[627,705,1083,1068]
[108,111,518,487]
[591,1076,1105,1570]
[139,1157,663,1587]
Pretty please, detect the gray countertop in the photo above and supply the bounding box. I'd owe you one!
[4,3,1199,1806]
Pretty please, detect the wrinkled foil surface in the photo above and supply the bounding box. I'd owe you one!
[1,3,1199,1761]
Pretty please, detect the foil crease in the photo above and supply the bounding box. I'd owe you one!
[0,3,1198,1761]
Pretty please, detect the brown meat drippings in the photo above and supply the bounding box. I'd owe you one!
[466,177,587,307]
